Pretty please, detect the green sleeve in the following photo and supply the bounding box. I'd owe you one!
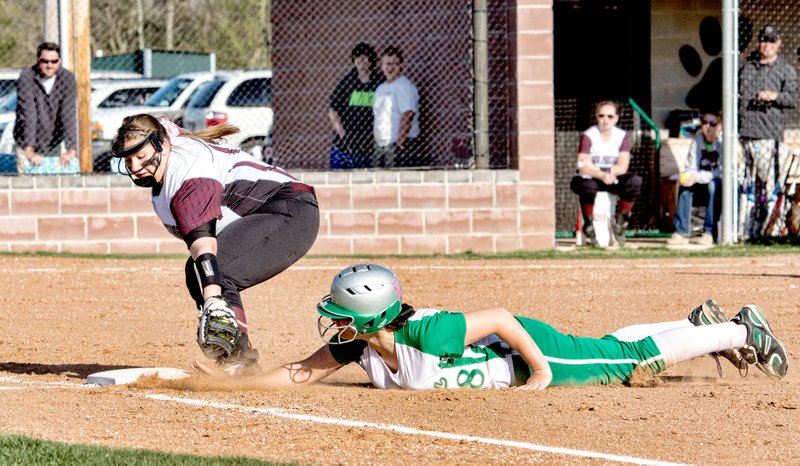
[327,339,367,365]
[396,311,467,359]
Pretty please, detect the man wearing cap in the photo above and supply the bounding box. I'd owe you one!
[738,24,798,240]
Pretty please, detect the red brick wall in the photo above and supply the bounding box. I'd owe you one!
[0,169,552,254]
[0,2,555,254]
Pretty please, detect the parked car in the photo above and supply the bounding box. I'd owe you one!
[91,71,233,172]
[181,69,273,157]
[91,71,231,143]
[90,78,168,109]
[0,69,21,99]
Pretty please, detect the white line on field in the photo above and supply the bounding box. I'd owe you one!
[142,393,685,466]
[0,374,684,465]
[6,260,800,275]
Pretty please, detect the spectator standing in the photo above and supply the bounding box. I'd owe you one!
[328,42,383,169]
[13,42,77,173]
[570,101,642,246]
[668,112,723,246]
[372,46,420,168]
[738,24,798,240]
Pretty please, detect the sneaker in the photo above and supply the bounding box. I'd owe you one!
[687,299,746,375]
[667,232,690,245]
[612,213,629,246]
[692,232,714,246]
[582,223,597,247]
[731,305,788,379]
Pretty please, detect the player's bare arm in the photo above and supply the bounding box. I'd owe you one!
[611,151,631,176]
[462,308,552,390]
[577,152,614,183]
[254,345,344,387]
[397,111,414,148]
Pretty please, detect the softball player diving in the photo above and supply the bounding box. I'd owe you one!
[112,114,319,375]
[193,263,788,389]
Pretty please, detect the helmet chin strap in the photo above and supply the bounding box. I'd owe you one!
[129,150,162,188]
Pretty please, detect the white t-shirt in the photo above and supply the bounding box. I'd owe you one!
[38,75,56,95]
[372,75,420,146]
[577,126,630,179]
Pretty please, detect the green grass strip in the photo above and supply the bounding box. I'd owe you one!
[0,434,287,465]
[2,242,800,262]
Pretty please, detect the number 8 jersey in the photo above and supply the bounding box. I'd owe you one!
[327,308,666,389]
[328,308,520,390]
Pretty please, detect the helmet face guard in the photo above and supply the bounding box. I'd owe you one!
[112,130,165,188]
[316,309,357,345]
[315,264,403,344]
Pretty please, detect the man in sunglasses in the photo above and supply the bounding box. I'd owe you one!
[13,42,77,174]
[738,25,797,241]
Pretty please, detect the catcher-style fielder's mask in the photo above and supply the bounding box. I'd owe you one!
[317,263,403,344]
[111,129,165,188]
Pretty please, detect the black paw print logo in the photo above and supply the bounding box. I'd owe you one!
[680,16,722,112]
[680,16,757,113]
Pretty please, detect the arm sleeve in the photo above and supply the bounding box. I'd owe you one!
[14,71,35,148]
[685,137,699,172]
[399,311,467,359]
[60,72,77,150]
[619,133,631,152]
[396,80,419,114]
[776,65,797,109]
[169,177,224,237]
[329,74,350,113]
[327,339,367,365]
[578,134,592,153]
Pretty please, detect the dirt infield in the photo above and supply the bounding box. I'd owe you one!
[0,254,798,464]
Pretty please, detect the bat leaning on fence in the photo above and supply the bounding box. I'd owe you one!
[762,152,798,237]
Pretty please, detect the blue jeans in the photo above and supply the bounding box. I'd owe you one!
[673,178,721,236]
[329,145,373,170]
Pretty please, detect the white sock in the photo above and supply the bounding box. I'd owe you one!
[650,322,747,367]
[610,319,692,342]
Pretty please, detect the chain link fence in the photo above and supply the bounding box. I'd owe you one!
[269,0,514,170]
[0,0,516,174]
[1,0,799,241]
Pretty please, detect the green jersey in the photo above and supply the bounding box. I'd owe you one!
[328,309,665,390]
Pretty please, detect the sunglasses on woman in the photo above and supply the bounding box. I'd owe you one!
[701,119,718,127]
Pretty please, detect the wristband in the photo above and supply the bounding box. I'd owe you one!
[195,252,222,288]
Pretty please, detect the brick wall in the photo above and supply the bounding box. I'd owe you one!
[0,169,554,254]
[0,1,556,255]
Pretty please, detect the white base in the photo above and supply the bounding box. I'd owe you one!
[86,367,190,386]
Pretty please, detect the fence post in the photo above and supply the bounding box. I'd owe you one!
[473,0,489,169]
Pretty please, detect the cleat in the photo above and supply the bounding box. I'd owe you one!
[612,213,629,247]
[582,223,597,247]
[687,299,747,377]
[731,305,788,379]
